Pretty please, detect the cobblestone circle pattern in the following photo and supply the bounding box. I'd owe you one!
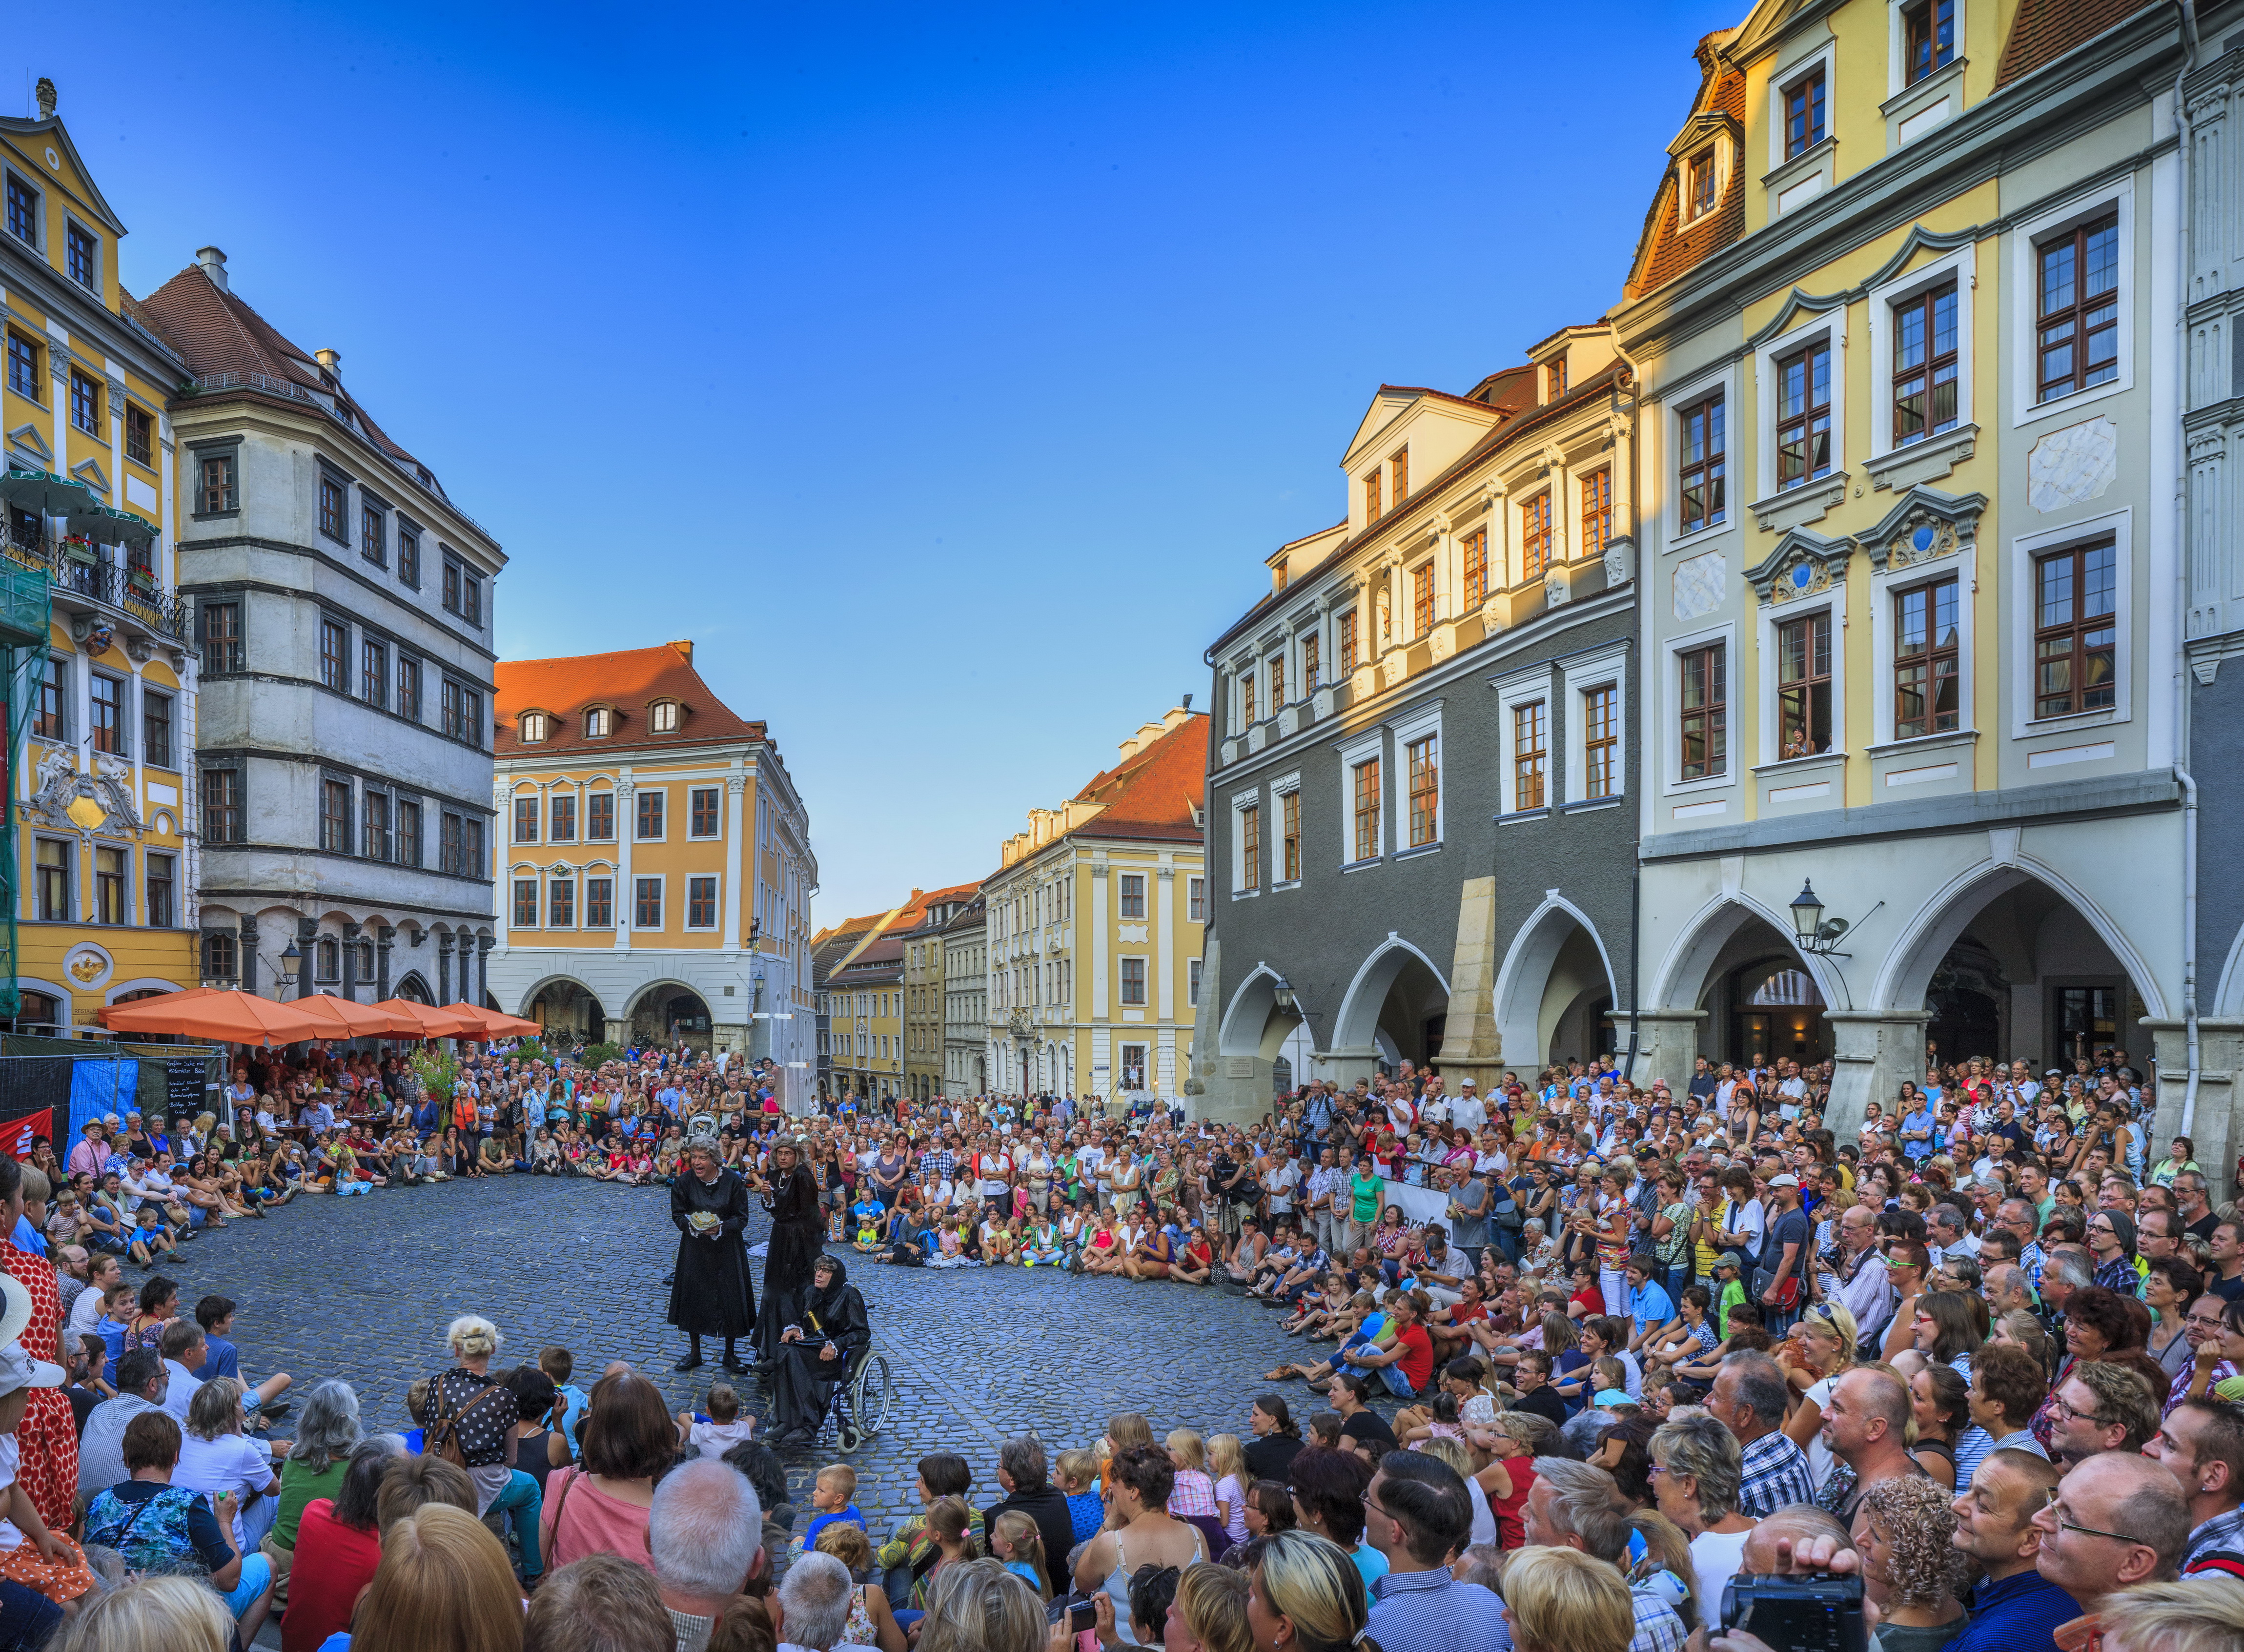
[187,1177,1333,1530]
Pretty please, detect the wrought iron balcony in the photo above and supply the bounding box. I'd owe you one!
[1,525,188,642]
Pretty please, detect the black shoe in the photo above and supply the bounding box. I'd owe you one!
[673,1353,704,1371]
[720,1354,748,1372]
[257,1401,294,1421]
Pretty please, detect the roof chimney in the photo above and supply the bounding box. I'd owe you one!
[314,348,342,379]
[195,246,228,291]
[670,639,694,661]
[34,79,56,121]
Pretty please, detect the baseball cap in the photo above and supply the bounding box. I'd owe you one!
[1716,1250,1748,1274]
[1768,1173,1799,1188]
[1460,1079,1477,1089]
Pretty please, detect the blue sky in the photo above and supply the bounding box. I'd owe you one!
[16,1,1730,923]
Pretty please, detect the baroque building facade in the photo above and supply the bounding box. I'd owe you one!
[1614,0,2196,1148]
[138,247,505,1014]
[941,893,988,1096]
[488,641,816,1097]
[1,83,199,1028]
[1192,335,1640,1122]
[982,709,1206,1104]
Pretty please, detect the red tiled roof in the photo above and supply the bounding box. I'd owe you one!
[1063,713,1208,844]
[1995,0,2162,87]
[1623,35,1749,305]
[134,265,432,478]
[495,641,766,756]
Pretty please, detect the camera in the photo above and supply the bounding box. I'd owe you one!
[1719,1572,1866,1652]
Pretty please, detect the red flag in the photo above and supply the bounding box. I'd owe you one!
[3,1111,49,1160]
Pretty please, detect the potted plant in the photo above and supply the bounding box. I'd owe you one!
[60,533,95,565]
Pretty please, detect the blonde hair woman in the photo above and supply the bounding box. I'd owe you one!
[51,1575,233,1652]
[1499,1546,1634,1652]
[1780,1300,1859,1487]
[1244,1530,1380,1652]
[2097,1573,2244,1652]
[351,1503,524,1652]
[915,1556,1043,1652]
[1171,1561,1254,1652]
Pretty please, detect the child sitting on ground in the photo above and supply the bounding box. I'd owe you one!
[988,1509,1051,1600]
[1164,1428,1217,1519]
[124,1207,174,1269]
[541,1346,592,1461]
[1056,1448,1104,1546]
[792,1464,863,1556]
[677,1382,755,1456]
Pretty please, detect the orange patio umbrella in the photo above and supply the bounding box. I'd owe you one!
[444,1003,540,1039]
[291,995,426,1038]
[100,989,331,1047]
[370,999,484,1038]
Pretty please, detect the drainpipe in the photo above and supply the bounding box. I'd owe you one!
[2174,0,2204,1137]
[1619,361,1644,1082]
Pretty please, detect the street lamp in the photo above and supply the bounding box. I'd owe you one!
[277,940,302,997]
[1271,976,1296,1014]
[1789,882,1825,948]
[1789,880,1880,959]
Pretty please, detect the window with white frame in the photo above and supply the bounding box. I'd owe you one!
[1337,732,1383,863]
[1494,673,1550,816]
[1674,635,1732,783]
[2009,510,2130,735]
[1269,772,1302,884]
[1868,243,1976,464]
[1388,703,1442,849]
[1754,320,1844,502]
[2013,184,2132,423]
[1676,389,1727,535]
[1893,577,1962,739]
[1231,792,1262,894]
[1562,650,1629,804]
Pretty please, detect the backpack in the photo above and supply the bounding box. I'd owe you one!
[424,1375,511,1469]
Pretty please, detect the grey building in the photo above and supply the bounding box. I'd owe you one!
[1190,328,1640,1121]
[138,249,503,1006]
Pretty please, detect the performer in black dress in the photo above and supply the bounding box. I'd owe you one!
[768,1253,869,1448]
[751,1137,825,1366]
[667,1142,755,1371]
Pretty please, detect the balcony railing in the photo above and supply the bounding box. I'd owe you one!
[1,525,188,641]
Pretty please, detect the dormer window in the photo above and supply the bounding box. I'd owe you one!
[519,712,549,744]
[583,706,611,738]
[1389,449,1409,504]
[1364,469,1384,524]
[1686,149,1718,219]
[650,700,680,733]
[1548,355,1568,401]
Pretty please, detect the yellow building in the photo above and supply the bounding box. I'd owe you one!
[1614,0,2189,1123]
[902,882,977,1102]
[489,641,817,1099]
[982,708,1207,1103]
[1,80,197,1028]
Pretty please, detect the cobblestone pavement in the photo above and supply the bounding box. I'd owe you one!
[186,1176,1338,1534]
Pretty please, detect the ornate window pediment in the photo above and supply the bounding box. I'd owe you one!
[1856,484,1986,573]
[1744,525,1852,603]
[23,748,143,841]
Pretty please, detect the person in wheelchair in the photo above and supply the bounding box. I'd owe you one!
[768,1254,871,1449]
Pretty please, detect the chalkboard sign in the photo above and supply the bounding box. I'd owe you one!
[167,1056,211,1123]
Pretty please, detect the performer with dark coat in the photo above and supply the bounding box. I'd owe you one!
[751,1137,825,1365]
[667,1142,755,1371]
[768,1253,870,1448]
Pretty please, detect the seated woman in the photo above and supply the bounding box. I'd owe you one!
[767,1257,870,1450]
[84,1409,273,1640]
[529,1129,562,1175]
[878,1203,929,1267]
[1123,1221,1174,1282]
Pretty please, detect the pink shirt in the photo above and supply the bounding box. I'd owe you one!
[539,1467,654,1573]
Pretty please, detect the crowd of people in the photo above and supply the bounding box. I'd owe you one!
[2,1032,2244,1652]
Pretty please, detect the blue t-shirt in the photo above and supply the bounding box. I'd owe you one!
[10,1215,45,1256]
[1903,1108,1936,1159]
[1945,1569,2081,1652]
[801,1504,865,1548]
[1629,1280,1676,1336]
[195,1334,241,1382]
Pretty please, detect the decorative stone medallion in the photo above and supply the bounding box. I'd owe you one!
[2028,416,2118,512]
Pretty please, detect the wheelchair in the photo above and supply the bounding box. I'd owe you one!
[818,1334,895,1452]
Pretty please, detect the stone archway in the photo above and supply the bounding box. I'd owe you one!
[1492,897,1620,1077]
[1328,936,1449,1084]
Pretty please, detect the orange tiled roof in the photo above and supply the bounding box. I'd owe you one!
[1064,713,1208,843]
[1995,0,2162,87]
[134,265,435,484]
[495,641,765,756]
[1622,34,1749,305]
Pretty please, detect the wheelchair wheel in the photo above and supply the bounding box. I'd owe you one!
[852,1354,894,1439]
